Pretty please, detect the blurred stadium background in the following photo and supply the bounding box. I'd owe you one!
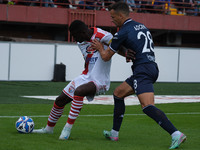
[0,1,200,149]
[0,0,200,82]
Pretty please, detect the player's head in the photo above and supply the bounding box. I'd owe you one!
[69,20,91,42]
[108,2,130,27]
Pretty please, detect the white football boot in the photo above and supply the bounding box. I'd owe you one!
[59,126,71,140]
[32,127,53,134]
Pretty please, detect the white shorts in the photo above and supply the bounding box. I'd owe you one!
[63,75,108,101]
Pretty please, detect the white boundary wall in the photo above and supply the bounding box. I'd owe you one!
[0,42,200,82]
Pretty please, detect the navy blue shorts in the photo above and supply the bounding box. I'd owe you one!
[125,63,159,95]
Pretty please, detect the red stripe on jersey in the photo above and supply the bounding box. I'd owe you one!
[82,53,93,75]
[82,27,107,75]
[90,27,105,41]
[96,31,105,40]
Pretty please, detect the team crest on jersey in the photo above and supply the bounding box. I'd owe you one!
[113,33,118,40]
[86,45,97,54]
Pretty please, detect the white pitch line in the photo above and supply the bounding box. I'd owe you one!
[0,112,200,118]
[22,95,200,106]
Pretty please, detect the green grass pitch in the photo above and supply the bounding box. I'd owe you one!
[0,82,200,150]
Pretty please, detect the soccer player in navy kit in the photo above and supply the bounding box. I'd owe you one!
[92,2,186,149]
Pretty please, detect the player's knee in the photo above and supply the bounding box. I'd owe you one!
[55,93,72,107]
[74,87,82,96]
[74,82,96,96]
[113,87,123,98]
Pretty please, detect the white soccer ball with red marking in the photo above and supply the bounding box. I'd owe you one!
[16,116,34,133]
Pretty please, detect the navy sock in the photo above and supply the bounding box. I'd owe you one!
[143,105,177,135]
[112,95,125,131]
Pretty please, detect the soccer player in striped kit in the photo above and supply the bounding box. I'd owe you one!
[33,20,113,139]
[33,20,130,140]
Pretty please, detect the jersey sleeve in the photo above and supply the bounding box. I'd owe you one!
[109,31,127,53]
[100,32,113,46]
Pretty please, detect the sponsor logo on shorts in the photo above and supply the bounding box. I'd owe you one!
[68,86,75,93]
[134,79,137,93]
[69,81,75,93]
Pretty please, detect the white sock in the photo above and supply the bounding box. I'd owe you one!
[45,125,54,132]
[65,123,73,129]
[171,131,181,137]
[111,129,119,137]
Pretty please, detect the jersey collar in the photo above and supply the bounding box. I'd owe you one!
[90,27,97,42]
[123,18,132,25]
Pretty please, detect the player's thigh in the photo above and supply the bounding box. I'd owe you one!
[63,76,88,98]
[137,92,155,108]
[114,81,134,98]
[74,81,96,96]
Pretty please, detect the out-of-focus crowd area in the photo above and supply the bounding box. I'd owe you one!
[0,0,199,16]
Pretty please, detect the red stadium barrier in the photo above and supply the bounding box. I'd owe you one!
[68,9,96,42]
[0,0,199,43]
[1,0,199,16]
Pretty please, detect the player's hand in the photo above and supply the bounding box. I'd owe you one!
[126,49,136,62]
[91,39,104,51]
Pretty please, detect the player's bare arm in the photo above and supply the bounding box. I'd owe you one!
[92,39,115,61]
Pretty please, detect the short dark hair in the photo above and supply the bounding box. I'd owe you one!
[69,20,88,33]
[108,2,129,16]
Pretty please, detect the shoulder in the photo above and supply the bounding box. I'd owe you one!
[95,27,113,43]
[118,20,136,35]
[94,28,112,38]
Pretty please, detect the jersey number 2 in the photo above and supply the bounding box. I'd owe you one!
[137,31,154,53]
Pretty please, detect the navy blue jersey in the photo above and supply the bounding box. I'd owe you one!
[110,19,156,67]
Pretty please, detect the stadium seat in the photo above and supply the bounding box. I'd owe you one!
[169,7,184,16]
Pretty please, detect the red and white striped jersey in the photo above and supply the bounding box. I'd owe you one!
[77,27,113,92]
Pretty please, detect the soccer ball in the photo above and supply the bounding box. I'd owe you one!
[16,116,34,133]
